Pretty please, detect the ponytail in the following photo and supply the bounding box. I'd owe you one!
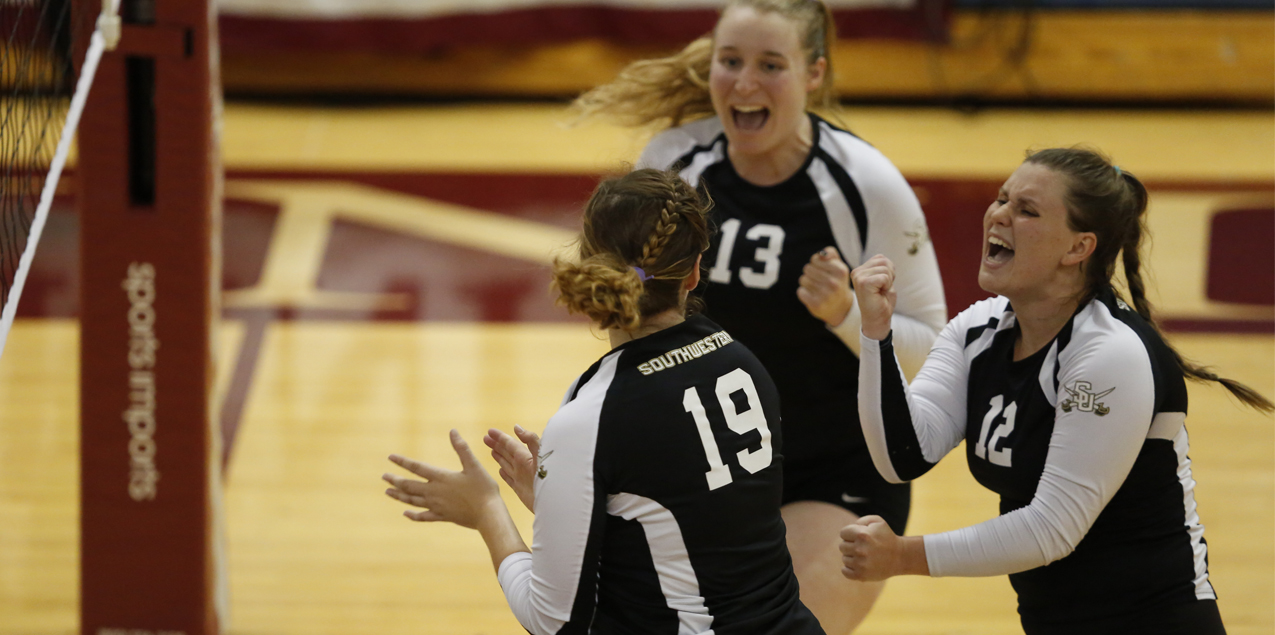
[570,36,715,129]
[552,254,648,331]
[1118,171,1154,324]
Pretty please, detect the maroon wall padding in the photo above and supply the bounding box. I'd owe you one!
[1207,207,1275,306]
[219,1,949,54]
[77,0,222,632]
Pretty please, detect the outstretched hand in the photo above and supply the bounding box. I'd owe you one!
[796,246,854,326]
[849,254,896,341]
[383,429,502,530]
[483,425,540,512]
[839,515,928,581]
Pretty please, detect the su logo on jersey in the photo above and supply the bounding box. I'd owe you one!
[1061,381,1115,416]
[537,450,554,479]
[904,219,931,256]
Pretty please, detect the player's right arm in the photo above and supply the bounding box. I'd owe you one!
[853,255,968,483]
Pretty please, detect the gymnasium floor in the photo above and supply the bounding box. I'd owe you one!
[1,103,1272,634]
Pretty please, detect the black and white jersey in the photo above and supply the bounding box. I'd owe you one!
[859,289,1216,625]
[497,315,823,635]
[638,114,946,466]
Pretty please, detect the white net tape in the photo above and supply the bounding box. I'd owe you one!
[0,0,118,359]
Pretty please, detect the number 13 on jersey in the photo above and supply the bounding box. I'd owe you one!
[708,219,785,289]
[682,368,774,490]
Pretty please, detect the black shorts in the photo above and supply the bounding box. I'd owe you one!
[1021,599,1225,635]
[781,444,911,535]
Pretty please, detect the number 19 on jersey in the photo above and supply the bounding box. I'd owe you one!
[682,368,774,490]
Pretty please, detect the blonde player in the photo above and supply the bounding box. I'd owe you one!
[573,3,947,631]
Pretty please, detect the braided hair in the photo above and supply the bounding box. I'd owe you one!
[552,169,712,331]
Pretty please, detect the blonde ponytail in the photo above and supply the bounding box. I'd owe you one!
[570,36,715,129]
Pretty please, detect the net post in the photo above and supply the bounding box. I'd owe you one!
[76,0,224,631]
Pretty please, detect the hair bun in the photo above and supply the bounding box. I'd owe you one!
[551,254,645,331]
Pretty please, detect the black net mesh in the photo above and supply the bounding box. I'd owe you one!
[0,0,83,313]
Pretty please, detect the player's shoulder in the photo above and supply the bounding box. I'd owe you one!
[1053,291,1165,403]
[947,295,1012,344]
[1055,292,1166,414]
[1066,292,1154,360]
[812,114,906,182]
[548,349,624,437]
[638,116,726,171]
[811,114,919,224]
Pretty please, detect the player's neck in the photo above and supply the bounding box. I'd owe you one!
[609,308,686,349]
[1010,294,1081,362]
[727,115,813,187]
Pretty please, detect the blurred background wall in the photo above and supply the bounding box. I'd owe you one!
[215,0,1274,106]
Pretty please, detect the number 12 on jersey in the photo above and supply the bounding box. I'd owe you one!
[975,394,1016,467]
[682,368,773,490]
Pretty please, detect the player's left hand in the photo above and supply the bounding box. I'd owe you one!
[484,425,539,512]
[384,429,502,530]
[839,515,908,581]
[796,246,854,326]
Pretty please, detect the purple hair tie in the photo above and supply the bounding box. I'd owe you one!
[632,266,653,282]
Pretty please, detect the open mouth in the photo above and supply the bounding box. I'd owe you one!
[732,106,769,132]
[987,236,1015,264]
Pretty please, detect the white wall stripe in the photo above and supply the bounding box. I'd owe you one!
[607,493,716,635]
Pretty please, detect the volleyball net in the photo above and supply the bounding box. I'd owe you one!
[0,0,118,359]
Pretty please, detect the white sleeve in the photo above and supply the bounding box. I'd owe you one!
[636,133,679,170]
[829,159,946,379]
[636,119,720,171]
[923,330,1156,577]
[858,315,969,484]
[498,353,619,633]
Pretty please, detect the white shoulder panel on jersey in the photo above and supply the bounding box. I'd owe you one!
[608,493,715,633]
[807,155,862,261]
[678,138,728,188]
[637,117,726,172]
[926,299,1159,577]
[811,123,889,265]
[957,296,1014,360]
[817,120,946,371]
[1037,339,1061,408]
[560,373,583,407]
[500,350,620,634]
